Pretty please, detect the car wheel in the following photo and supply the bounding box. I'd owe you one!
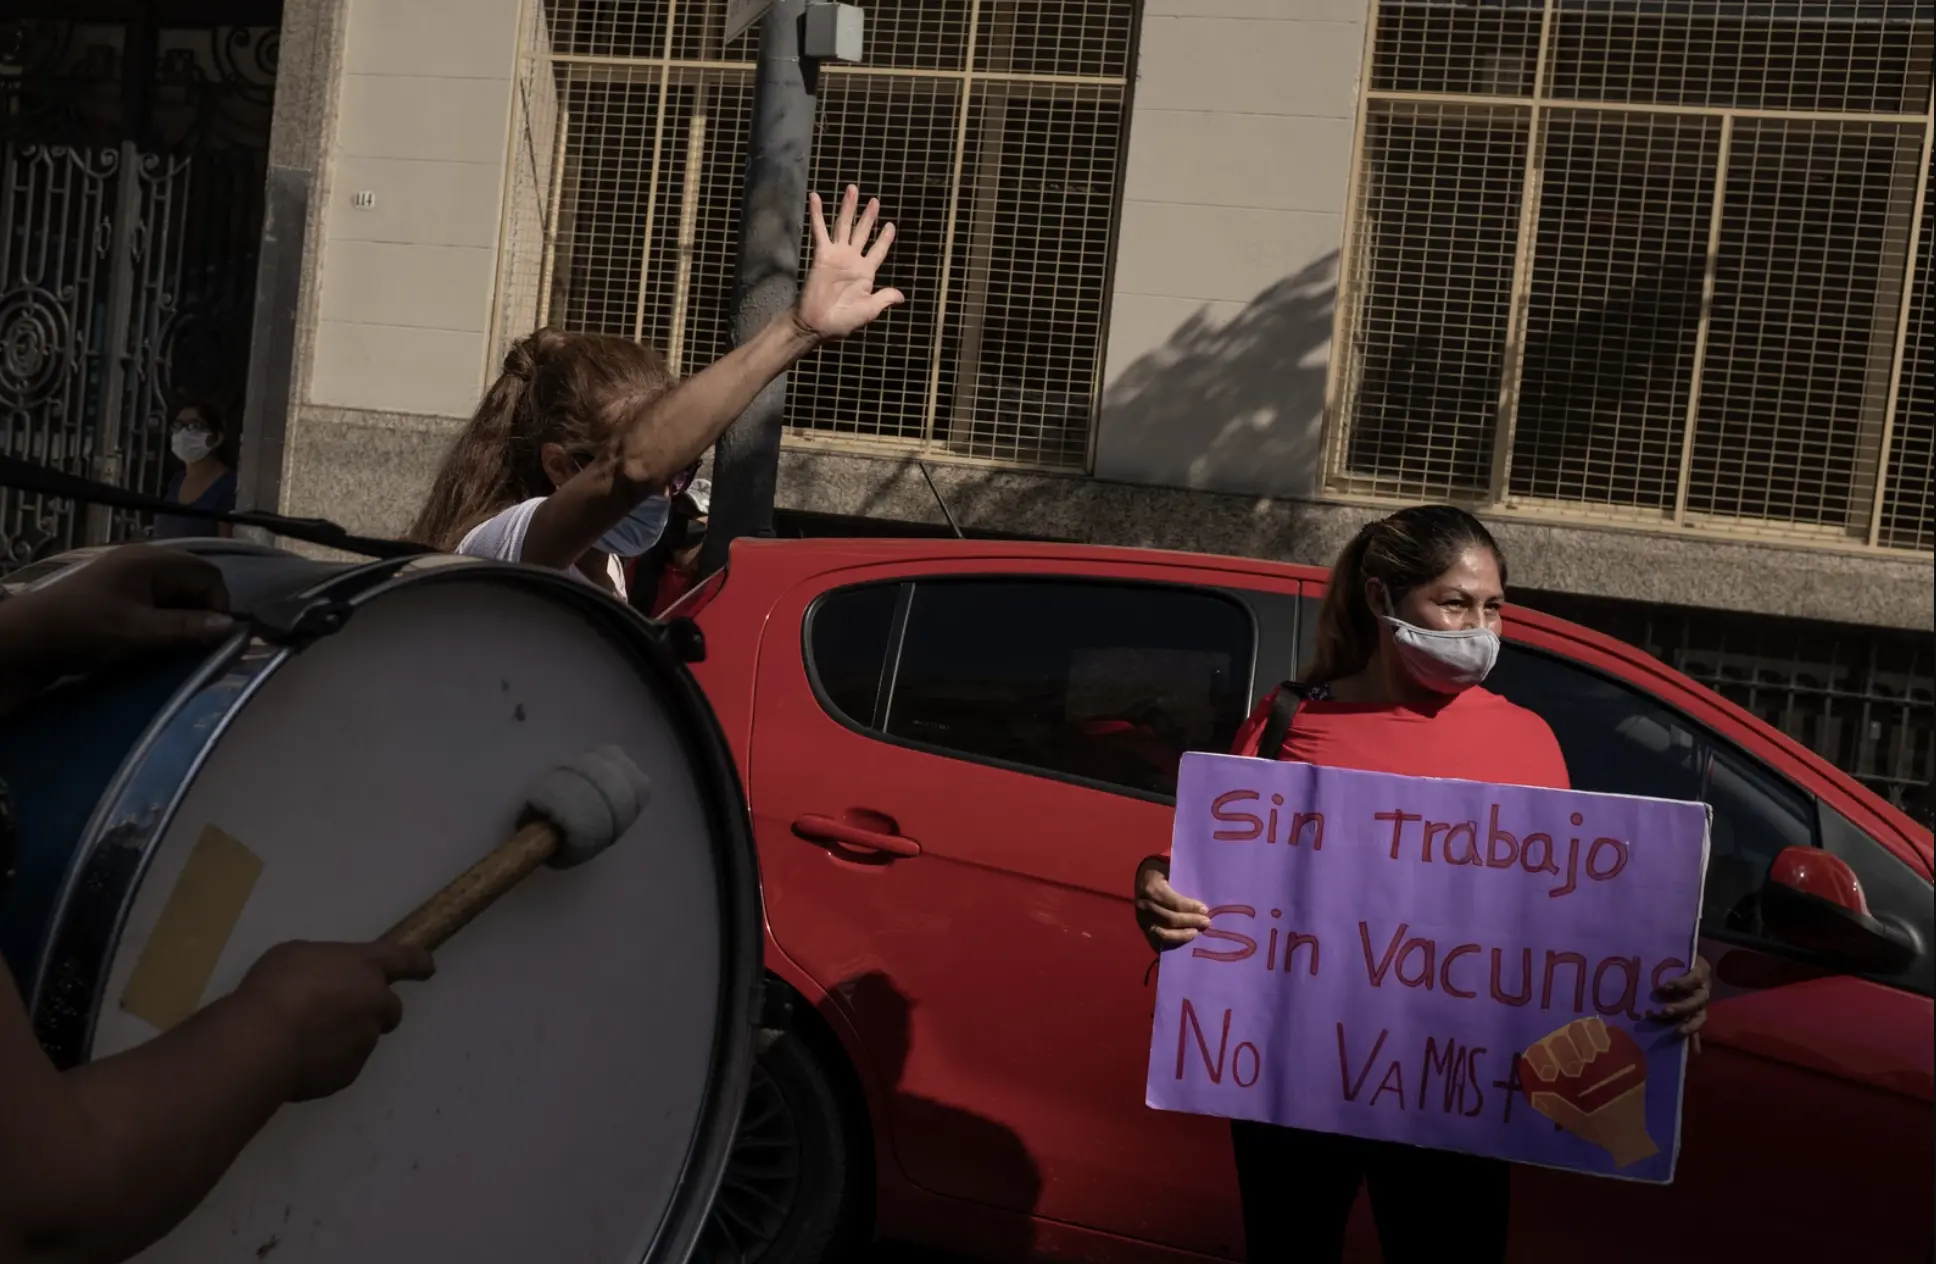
[697,1027,858,1264]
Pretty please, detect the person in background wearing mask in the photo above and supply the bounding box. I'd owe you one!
[629,477,710,618]
[0,545,431,1263]
[1131,505,1714,1264]
[153,402,236,541]
[407,186,901,597]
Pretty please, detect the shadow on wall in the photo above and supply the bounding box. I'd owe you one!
[1095,253,1340,501]
[835,971,1043,1260]
[772,253,1367,562]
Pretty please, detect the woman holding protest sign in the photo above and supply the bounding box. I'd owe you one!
[1132,504,1713,1264]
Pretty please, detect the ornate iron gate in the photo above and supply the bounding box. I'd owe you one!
[0,15,275,569]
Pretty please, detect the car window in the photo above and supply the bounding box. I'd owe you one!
[1488,645,1707,802]
[1700,744,1818,936]
[1820,802,1935,995]
[882,580,1255,798]
[1489,644,1818,935]
[806,582,901,729]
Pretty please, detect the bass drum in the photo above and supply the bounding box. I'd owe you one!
[0,540,761,1264]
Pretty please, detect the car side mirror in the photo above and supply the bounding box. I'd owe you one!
[1760,846,1918,975]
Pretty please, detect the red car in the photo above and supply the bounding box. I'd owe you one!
[675,538,1934,1264]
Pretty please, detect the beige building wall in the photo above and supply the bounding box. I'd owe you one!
[270,0,524,538]
[1093,0,1368,501]
[310,0,520,416]
[239,0,1930,632]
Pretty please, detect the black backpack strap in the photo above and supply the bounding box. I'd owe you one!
[1256,681,1309,761]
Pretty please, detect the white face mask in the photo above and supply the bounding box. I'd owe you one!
[595,495,670,558]
[171,429,215,464]
[1380,595,1500,694]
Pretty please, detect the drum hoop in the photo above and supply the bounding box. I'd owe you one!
[25,552,407,1051]
[29,559,762,1264]
[28,633,284,1060]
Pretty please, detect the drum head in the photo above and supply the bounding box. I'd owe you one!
[77,564,757,1263]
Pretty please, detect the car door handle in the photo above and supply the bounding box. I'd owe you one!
[791,815,923,858]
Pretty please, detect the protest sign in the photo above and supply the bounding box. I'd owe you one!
[1145,753,1709,1184]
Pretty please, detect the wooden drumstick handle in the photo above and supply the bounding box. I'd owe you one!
[382,820,561,953]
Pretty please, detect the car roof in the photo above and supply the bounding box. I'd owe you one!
[727,535,1933,853]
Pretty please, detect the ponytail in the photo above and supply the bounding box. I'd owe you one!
[1297,505,1506,685]
[1303,525,1380,685]
[406,361,530,550]
[408,327,674,552]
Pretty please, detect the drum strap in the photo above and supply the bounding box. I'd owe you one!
[0,455,431,561]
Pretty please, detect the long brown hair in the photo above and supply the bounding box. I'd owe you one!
[408,328,674,550]
[1302,505,1507,684]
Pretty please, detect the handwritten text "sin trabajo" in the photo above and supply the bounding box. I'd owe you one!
[1207,794,1633,899]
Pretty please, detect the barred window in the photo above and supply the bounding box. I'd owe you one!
[1332,0,1935,555]
[493,1,1136,472]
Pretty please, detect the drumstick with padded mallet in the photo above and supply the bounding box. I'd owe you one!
[382,745,651,952]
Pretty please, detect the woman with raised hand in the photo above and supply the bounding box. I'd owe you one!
[409,186,902,599]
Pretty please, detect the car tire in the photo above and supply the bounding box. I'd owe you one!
[699,1026,860,1264]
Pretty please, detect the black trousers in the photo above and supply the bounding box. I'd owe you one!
[1229,1119,1511,1263]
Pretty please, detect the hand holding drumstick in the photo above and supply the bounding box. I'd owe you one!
[253,744,652,1098]
[0,746,648,1264]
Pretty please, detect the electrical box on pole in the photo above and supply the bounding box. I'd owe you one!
[803,4,865,63]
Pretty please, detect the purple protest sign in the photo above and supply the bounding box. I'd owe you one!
[1146,753,1709,1184]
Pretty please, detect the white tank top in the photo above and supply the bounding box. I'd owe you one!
[456,498,628,599]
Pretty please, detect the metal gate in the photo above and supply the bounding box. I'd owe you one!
[0,14,276,570]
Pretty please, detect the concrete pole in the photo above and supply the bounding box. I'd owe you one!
[700,0,816,575]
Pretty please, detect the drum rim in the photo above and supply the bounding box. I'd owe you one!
[30,557,763,1264]
[25,549,410,1045]
[28,631,281,1057]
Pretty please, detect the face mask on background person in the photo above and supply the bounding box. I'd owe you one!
[171,429,215,464]
[596,495,671,557]
[1379,594,1500,694]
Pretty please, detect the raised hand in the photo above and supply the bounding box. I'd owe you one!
[796,185,905,341]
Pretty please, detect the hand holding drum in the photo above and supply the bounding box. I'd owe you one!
[237,746,651,1104]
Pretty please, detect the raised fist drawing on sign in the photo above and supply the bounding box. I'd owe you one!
[1517,1016,1659,1169]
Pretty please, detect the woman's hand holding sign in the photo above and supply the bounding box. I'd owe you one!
[1134,855,1210,952]
[1649,955,1714,1051]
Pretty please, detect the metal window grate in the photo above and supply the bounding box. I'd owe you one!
[1333,0,1936,556]
[1340,104,1529,495]
[1511,110,1717,512]
[493,0,1135,471]
[1518,589,1935,830]
[1879,173,1933,550]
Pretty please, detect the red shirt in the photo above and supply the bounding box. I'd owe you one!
[1229,684,1571,791]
